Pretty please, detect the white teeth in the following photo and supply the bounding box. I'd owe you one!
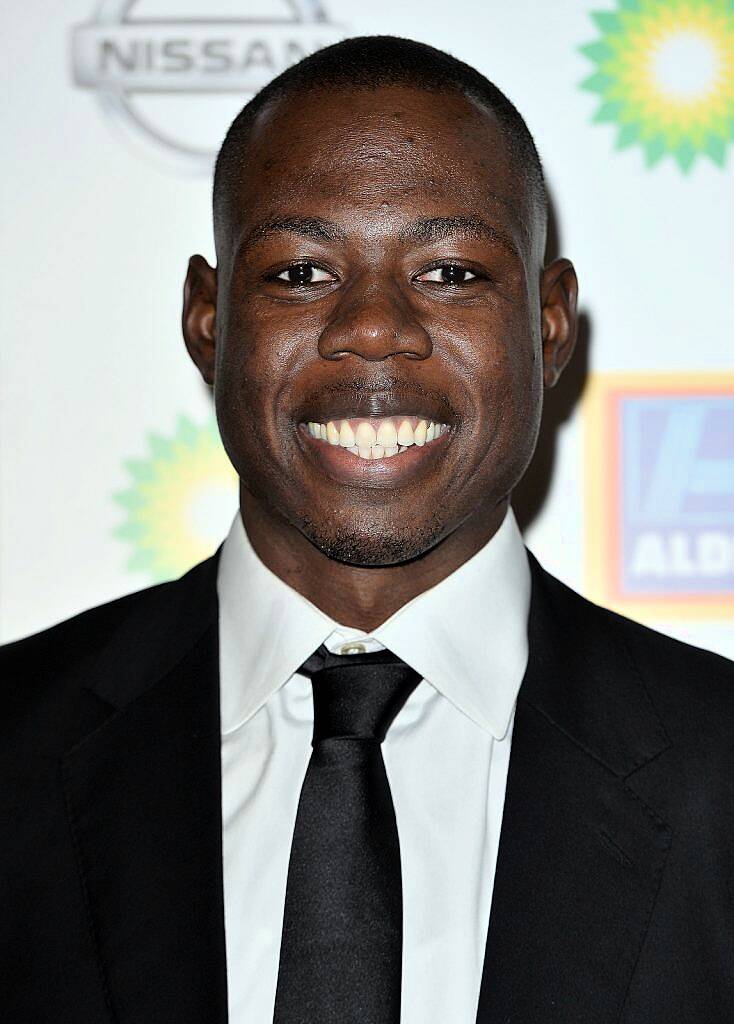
[397,419,414,446]
[355,422,377,448]
[307,417,449,458]
[339,420,356,448]
[376,420,398,448]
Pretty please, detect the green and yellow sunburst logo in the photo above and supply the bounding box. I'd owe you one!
[114,415,238,581]
[580,0,734,171]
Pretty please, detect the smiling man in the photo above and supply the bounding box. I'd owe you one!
[3,34,734,1024]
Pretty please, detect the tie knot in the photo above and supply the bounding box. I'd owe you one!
[299,645,421,744]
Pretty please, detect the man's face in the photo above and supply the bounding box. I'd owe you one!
[185,84,576,566]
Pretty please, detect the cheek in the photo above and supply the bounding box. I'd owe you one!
[214,326,294,481]
[489,332,543,487]
[217,301,297,422]
[450,306,536,415]
[452,308,541,476]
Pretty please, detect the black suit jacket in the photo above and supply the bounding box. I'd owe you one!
[2,550,733,1023]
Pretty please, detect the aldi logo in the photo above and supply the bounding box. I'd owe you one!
[584,374,734,619]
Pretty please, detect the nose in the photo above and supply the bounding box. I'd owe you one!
[318,278,432,362]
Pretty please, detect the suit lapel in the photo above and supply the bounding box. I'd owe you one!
[62,555,228,1024]
[476,555,672,1023]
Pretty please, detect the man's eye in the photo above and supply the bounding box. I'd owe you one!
[274,263,335,286]
[416,265,478,285]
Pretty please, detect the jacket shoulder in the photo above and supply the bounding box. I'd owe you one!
[0,579,177,721]
[538,563,734,744]
[3,578,173,672]
[0,553,219,733]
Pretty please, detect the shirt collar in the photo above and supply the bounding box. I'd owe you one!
[217,508,530,739]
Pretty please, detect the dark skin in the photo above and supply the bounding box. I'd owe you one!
[183,84,578,631]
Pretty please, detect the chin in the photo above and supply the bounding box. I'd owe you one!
[298,511,447,568]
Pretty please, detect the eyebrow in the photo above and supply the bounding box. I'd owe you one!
[241,216,348,251]
[239,213,518,257]
[398,216,519,256]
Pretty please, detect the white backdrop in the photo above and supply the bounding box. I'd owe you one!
[2,0,732,658]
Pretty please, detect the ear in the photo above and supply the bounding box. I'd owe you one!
[539,258,578,388]
[182,255,217,386]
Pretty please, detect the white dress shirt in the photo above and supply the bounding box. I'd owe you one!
[217,507,531,1023]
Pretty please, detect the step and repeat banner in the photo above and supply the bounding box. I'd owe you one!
[2,0,733,657]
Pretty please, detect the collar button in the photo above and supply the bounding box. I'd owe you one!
[339,642,367,656]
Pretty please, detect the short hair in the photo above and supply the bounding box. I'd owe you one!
[213,35,546,245]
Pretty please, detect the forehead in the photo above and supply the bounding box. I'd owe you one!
[222,84,536,258]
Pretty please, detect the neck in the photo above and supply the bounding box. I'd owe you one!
[239,484,509,632]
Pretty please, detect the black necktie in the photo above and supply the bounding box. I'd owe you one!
[272,644,421,1024]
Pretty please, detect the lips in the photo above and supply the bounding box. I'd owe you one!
[297,414,451,489]
[292,378,457,486]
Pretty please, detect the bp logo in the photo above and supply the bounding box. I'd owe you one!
[580,0,734,172]
[584,374,734,620]
[114,415,238,580]
[71,0,345,174]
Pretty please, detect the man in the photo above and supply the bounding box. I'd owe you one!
[2,34,733,1024]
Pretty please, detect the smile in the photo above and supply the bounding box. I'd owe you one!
[301,416,449,461]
